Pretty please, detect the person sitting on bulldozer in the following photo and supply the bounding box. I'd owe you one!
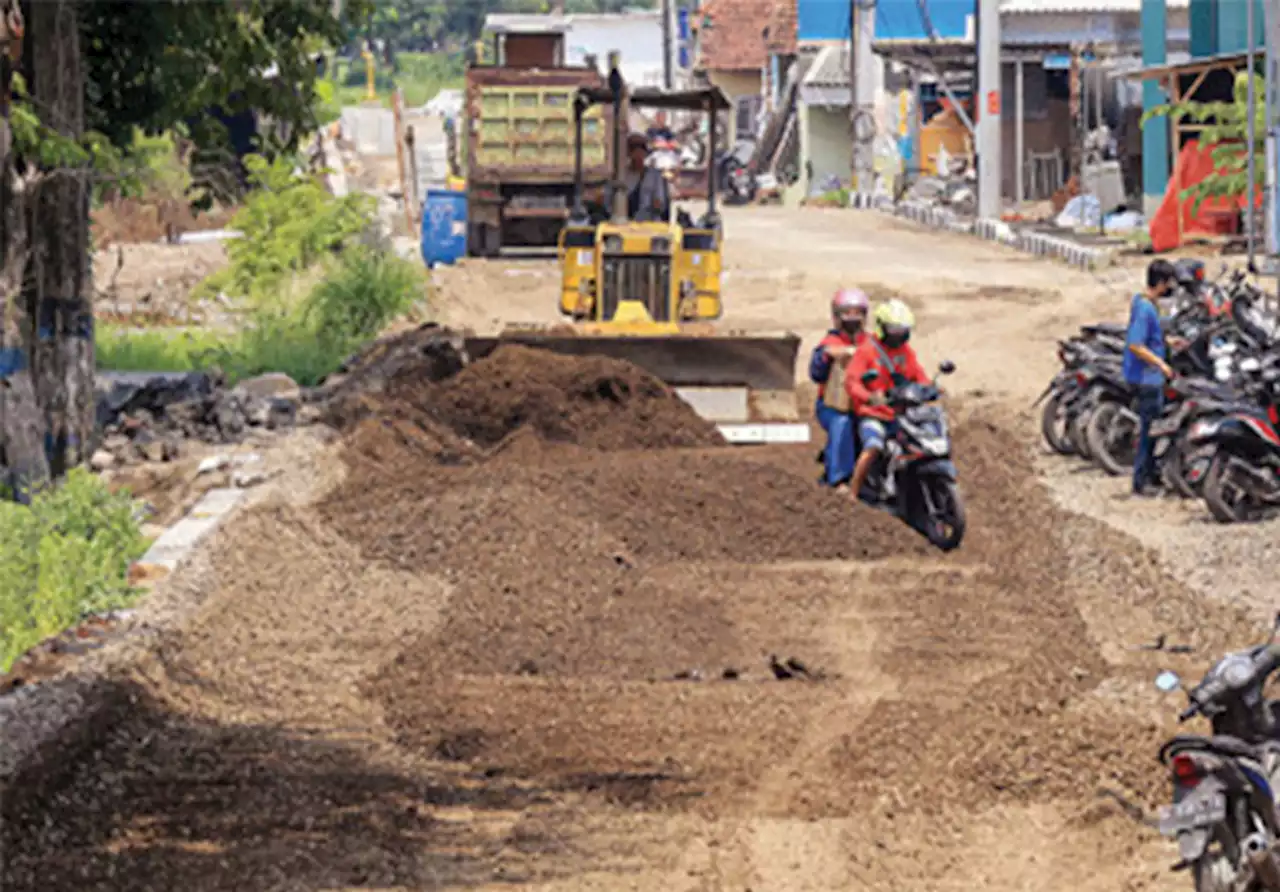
[810,288,870,489]
[624,132,673,223]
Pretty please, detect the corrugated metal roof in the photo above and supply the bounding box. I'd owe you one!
[801,44,849,89]
[1001,0,1188,13]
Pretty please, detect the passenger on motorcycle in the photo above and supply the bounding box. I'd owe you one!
[846,299,933,502]
[809,288,870,489]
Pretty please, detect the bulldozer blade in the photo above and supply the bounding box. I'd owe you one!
[462,332,802,392]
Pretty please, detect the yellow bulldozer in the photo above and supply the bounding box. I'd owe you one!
[463,67,807,444]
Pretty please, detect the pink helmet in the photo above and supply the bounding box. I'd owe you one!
[832,288,870,317]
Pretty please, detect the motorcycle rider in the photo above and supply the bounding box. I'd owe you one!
[846,299,933,503]
[809,288,871,489]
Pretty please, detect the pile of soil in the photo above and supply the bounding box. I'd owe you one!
[321,325,724,455]
[396,344,724,451]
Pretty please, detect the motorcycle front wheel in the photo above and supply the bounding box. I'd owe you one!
[921,478,965,551]
[1040,389,1075,455]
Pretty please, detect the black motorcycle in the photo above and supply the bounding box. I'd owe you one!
[857,360,965,551]
[1154,616,1280,891]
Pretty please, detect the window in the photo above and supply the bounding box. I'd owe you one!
[735,94,762,138]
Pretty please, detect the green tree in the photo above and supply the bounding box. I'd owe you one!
[1142,69,1265,212]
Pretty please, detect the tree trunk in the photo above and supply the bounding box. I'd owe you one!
[24,0,93,478]
[0,2,50,500]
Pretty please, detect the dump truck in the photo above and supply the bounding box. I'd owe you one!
[464,19,612,257]
[464,70,808,445]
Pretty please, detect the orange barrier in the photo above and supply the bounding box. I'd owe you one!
[1149,140,1257,253]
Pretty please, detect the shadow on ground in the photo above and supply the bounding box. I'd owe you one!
[0,680,589,892]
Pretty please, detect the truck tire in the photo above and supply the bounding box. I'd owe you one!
[468,222,501,258]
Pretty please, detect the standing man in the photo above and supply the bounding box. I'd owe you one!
[1125,259,1178,496]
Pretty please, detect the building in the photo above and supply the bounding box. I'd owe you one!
[483,11,667,87]
[689,0,797,144]
[790,0,1195,206]
[1138,0,1263,213]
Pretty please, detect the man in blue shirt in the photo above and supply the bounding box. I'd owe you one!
[1124,259,1178,496]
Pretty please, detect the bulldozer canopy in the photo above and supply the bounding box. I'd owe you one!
[575,84,731,112]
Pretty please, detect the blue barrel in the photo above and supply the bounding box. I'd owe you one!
[421,188,468,268]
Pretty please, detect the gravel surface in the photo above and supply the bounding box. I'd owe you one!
[1,206,1266,891]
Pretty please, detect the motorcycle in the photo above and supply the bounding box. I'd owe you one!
[857,360,965,551]
[1153,615,1280,892]
[1187,364,1280,524]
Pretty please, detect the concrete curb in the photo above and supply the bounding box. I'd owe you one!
[874,199,1120,272]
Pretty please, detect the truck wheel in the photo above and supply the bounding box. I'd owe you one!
[468,223,501,258]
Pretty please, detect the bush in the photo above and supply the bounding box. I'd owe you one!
[0,470,147,673]
[197,154,376,305]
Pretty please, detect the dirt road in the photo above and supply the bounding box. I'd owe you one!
[3,208,1266,891]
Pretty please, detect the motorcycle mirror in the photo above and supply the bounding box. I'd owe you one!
[861,369,879,385]
[938,360,956,375]
[1155,670,1182,693]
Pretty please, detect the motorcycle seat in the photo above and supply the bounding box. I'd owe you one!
[1082,323,1127,337]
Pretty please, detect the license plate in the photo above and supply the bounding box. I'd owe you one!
[1157,793,1226,836]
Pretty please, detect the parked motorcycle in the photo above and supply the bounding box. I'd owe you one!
[1153,616,1280,892]
[1187,363,1280,524]
[856,360,965,551]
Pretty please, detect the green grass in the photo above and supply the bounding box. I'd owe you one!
[96,246,428,388]
[95,326,225,374]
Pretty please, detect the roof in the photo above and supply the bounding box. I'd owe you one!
[801,44,849,90]
[1119,49,1250,80]
[485,10,662,33]
[484,13,571,34]
[765,0,796,53]
[693,0,794,72]
[1001,0,1188,11]
[578,84,731,111]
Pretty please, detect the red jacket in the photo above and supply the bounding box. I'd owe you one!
[845,337,930,421]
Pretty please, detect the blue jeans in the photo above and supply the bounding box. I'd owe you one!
[857,416,898,453]
[1133,385,1165,492]
[815,400,855,485]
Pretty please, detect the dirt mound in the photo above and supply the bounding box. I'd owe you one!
[323,327,724,455]
[392,343,723,451]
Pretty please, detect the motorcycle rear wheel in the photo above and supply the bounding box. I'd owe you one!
[1203,453,1264,524]
[1068,404,1095,461]
[1164,431,1212,499]
[1085,401,1136,477]
[1039,389,1075,455]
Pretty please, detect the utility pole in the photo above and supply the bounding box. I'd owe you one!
[1247,0,1257,269]
[662,0,677,89]
[849,0,876,204]
[976,0,1001,219]
[1265,0,1280,304]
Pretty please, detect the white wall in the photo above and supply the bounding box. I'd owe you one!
[564,13,665,86]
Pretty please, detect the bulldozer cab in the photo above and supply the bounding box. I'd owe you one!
[558,70,729,332]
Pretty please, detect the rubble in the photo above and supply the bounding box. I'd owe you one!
[94,371,304,469]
